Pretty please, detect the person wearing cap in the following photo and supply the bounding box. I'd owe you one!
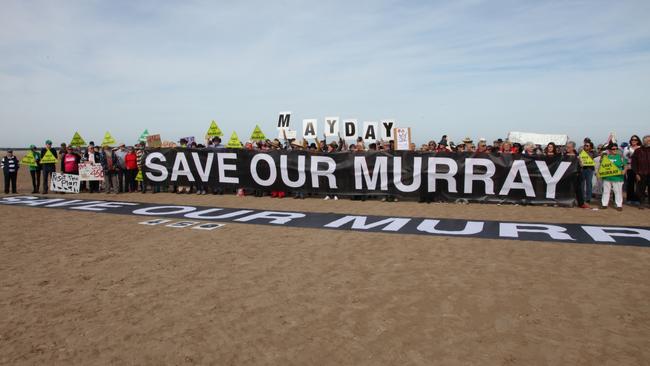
[40,140,58,194]
[28,145,42,193]
[82,143,101,193]
[600,143,626,211]
[2,149,19,194]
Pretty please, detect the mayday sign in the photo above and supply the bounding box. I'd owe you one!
[1,196,649,247]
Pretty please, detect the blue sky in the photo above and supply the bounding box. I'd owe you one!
[1,0,649,147]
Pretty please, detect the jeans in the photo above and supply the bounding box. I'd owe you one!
[30,170,41,192]
[42,165,55,193]
[117,169,126,192]
[104,171,118,193]
[581,168,594,202]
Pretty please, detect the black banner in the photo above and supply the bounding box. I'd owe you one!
[143,149,579,205]
[2,196,649,247]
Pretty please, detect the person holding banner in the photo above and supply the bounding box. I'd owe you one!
[115,143,128,193]
[2,150,19,194]
[28,145,41,193]
[565,141,588,208]
[125,147,139,193]
[579,139,596,203]
[624,135,642,205]
[41,140,58,194]
[100,145,118,194]
[63,146,81,175]
[600,143,626,211]
[632,135,650,209]
[82,145,101,193]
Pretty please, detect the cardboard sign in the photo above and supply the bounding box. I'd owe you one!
[206,121,223,138]
[250,125,267,141]
[302,119,318,139]
[101,131,116,146]
[324,117,340,137]
[394,127,412,150]
[226,132,242,149]
[21,152,38,167]
[277,111,292,130]
[138,129,150,143]
[278,129,298,140]
[70,131,86,147]
[598,155,622,178]
[79,162,104,181]
[362,121,379,143]
[380,120,395,141]
[579,150,595,167]
[50,172,80,193]
[343,119,358,140]
[40,149,57,164]
[146,134,162,148]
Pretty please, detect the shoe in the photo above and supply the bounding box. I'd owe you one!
[381,197,386,202]
[616,207,623,212]
[600,206,607,210]
[579,204,590,209]
[333,196,338,200]
[324,196,330,200]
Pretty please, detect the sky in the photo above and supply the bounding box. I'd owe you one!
[1,0,649,147]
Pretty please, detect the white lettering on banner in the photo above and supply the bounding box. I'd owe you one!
[0,196,38,204]
[499,160,535,197]
[310,156,337,189]
[46,200,103,207]
[145,152,168,182]
[393,156,422,193]
[416,220,484,235]
[280,155,306,188]
[217,153,239,184]
[302,119,318,139]
[250,154,277,186]
[354,156,388,190]
[192,152,213,182]
[536,161,571,199]
[427,157,458,193]
[464,158,496,195]
[185,209,253,220]
[499,223,574,240]
[70,202,139,212]
[343,119,358,140]
[235,211,306,224]
[277,111,291,129]
[16,198,66,206]
[380,120,394,140]
[324,216,410,231]
[582,226,650,243]
[133,206,197,216]
[171,152,195,182]
[363,121,378,143]
[324,117,339,137]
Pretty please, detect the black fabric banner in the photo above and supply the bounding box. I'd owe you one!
[142,149,579,205]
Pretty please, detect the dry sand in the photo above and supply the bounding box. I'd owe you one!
[1,155,649,365]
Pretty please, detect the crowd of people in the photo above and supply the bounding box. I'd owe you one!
[2,134,650,211]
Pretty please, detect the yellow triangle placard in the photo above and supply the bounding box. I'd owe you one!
[598,155,622,178]
[135,170,143,182]
[101,131,116,146]
[21,152,37,167]
[225,132,243,149]
[579,150,595,167]
[250,125,267,141]
[206,120,223,138]
[41,149,57,164]
[70,131,86,147]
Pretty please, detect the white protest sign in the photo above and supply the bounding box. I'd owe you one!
[394,127,412,150]
[278,129,298,140]
[363,121,379,143]
[380,120,395,141]
[324,116,340,137]
[50,172,80,193]
[302,119,318,139]
[78,162,105,181]
[343,119,358,140]
[277,111,291,130]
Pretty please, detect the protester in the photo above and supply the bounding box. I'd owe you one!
[63,146,81,175]
[565,141,588,208]
[135,142,147,193]
[41,140,58,194]
[632,135,650,209]
[100,145,118,194]
[579,140,596,204]
[544,142,558,156]
[2,150,19,194]
[623,135,642,205]
[125,146,139,193]
[28,145,41,193]
[82,144,101,193]
[115,143,128,193]
[600,143,626,211]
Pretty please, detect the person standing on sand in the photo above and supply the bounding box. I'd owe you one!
[2,150,19,194]
[600,143,626,211]
[28,145,41,193]
[632,135,650,209]
[41,140,58,194]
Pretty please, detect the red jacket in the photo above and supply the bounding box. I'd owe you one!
[632,146,650,175]
[125,152,138,170]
